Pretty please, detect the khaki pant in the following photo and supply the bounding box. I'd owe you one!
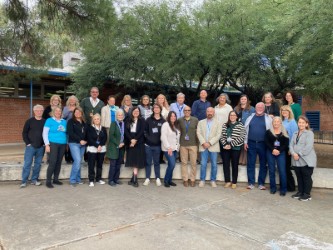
[180,146,197,181]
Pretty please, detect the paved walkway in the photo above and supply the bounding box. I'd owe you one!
[0,181,332,250]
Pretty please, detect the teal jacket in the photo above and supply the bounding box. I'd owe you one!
[106,121,125,159]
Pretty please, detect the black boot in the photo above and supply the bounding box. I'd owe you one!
[133,175,139,187]
[128,174,134,185]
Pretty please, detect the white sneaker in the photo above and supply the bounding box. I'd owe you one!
[20,183,27,188]
[89,182,94,187]
[31,181,42,186]
[211,181,217,188]
[199,181,205,188]
[143,178,150,186]
[98,180,105,185]
[156,178,162,187]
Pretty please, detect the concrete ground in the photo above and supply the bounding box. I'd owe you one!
[0,180,332,250]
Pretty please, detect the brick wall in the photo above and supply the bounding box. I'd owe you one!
[302,97,333,131]
[0,98,51,144]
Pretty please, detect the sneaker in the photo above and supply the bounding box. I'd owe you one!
[247,184,254,190]
[109,181,116,186]
[231,184,237,189]
[31,181,42,186]
[211,181,217,188]
[77,181,84,185]
[224,182,231,188]
[291,192,302,199]
[20,183,27,188]
[89,182,94,187]
[98,180,105,185]
[156,178,162,187]
[299,194,312,201]
[199,181,205,188]
[258,185,266,190]
[143,178,150,186]
[70,183,77,187]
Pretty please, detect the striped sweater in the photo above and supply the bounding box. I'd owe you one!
[220,122,246,148]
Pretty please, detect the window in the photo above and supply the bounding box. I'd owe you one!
[305,111,320,131]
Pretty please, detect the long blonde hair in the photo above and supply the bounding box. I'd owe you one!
[121,95,133,107]
[66,95,79,108]
[280,105,294,121]
[270,116,289,137]
[155,94,169,109]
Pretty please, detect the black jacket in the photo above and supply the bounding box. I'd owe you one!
[67,119,87,143]
[125,118,145,145]
[264,130,289,153]
[144,116,165,146]
[86,125,107,147]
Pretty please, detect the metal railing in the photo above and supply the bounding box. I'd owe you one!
[314,131,333,145]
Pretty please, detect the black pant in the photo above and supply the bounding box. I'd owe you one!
[286,154,296,191]
[294,166,314,195]
[47,143,66,183]
[108,150,123,182]
[87,152,105,182]
[221,149,241,184]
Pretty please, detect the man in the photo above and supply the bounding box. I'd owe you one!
[244,102,272,190]
[20,104,46,188]
[191,90,211,121]
[170,92,187,119]
[178,106,199,187]
[197,107,222,187]
[143,104,165,187]
[80,87,105,125]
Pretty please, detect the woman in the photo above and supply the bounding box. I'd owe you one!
[262,92,280,118]
[67,107,87,187]
[289,116,317,201]
[264,117,289,196]
[280,105,298,191]
[234,94,255,125]
[138,95,153,120]
[220,111,246,189]
[86,114,107,187]
[120,94,133,120]
[284,91,302,121]
[161,111,180,188]
[42,107,67,188]
[234,94,255,165]
[214,93,233,125]
[106,109,125,186]
[156,94,170,119]
[125,107,146,187]
[63,95,80,121]
[143,104,165,187]
[63,95,80,163]
[43,94,62,120]
[101,95,119,136]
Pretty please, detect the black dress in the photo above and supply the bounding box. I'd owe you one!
[125,118,145,168]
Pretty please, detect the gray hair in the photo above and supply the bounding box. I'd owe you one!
[269,116,289,138]
[177,92,185,98]
[116,109,124,117]
[217,93,230,104]
[33,104,44,111]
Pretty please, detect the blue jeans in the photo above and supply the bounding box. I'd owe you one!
[164,151,177,184]
[145,145,161,179]
[69,143,86,184]
[267,150,287,193]
[22,145,45,184]
[247,140,267,185]
[200,150,218,181]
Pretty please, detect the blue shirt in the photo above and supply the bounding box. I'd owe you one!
[44,118,67,144]
[170,102,187,119]
[192,99,211,121]
[283,118,298,140]
[248,115,266,142]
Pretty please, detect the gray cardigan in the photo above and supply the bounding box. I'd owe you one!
[289,130,317,167]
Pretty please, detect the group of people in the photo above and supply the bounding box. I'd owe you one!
[21,87,317,201]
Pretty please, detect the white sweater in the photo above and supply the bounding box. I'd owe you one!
[160,122,180,151]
